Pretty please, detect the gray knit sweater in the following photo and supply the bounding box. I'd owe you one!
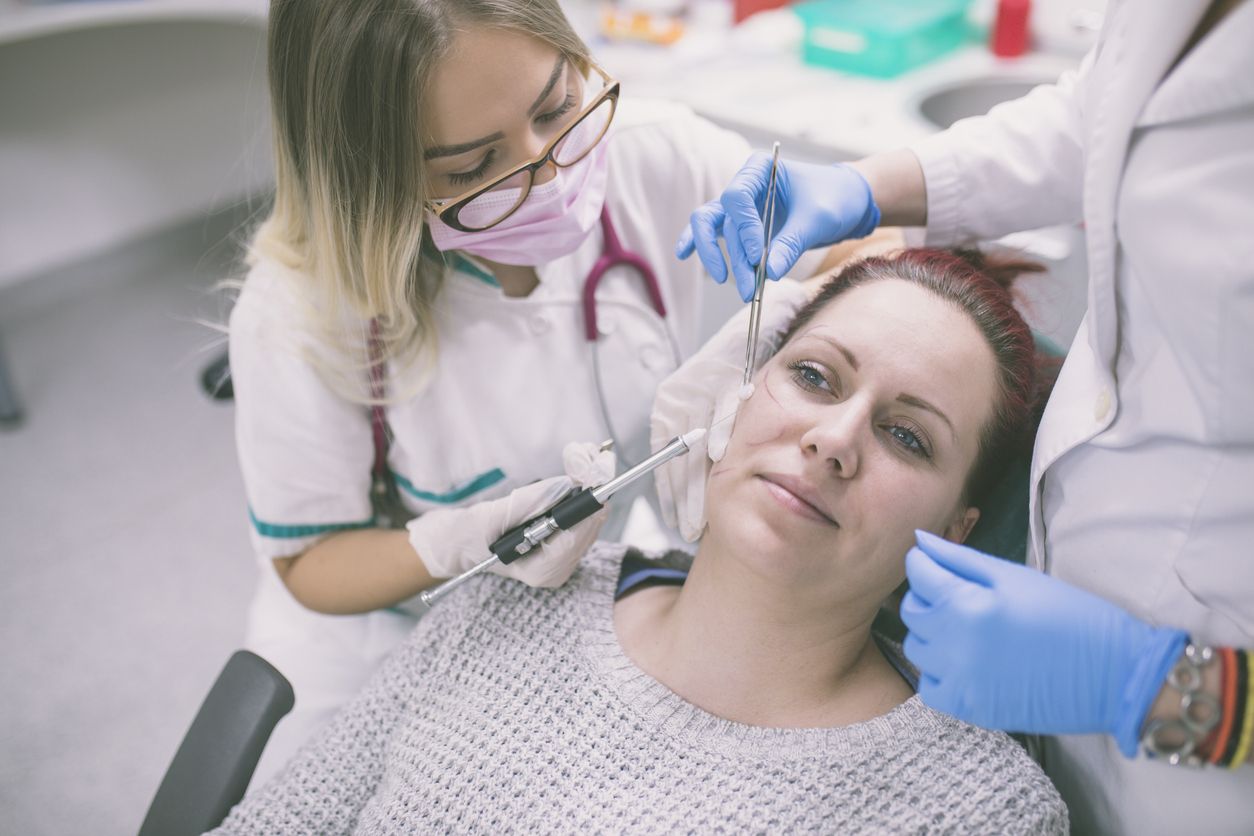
[214,544,1068,834]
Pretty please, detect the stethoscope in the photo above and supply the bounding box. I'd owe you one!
[581,205,684,463]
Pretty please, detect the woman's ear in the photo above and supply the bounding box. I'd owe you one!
[943,506,980,544]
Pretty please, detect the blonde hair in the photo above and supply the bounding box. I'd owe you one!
[250,0,592,402]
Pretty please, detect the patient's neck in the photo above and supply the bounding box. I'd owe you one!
[615,534,911,729]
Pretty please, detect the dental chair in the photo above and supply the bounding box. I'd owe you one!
[155,337,1061,833]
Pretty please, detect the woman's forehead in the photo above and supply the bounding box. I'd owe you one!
[802,280,974,361]
[422,28,562,146]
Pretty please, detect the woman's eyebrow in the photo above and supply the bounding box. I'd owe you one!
[797,331,859,371]
[424,132,505,160]
[897,393,957,443]
[527,55,567,117]
[423,56,565,160]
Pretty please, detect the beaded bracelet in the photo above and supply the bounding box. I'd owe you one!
[1142,643,1221,766]
[1142,644,1254,768]
[1218,649,1251,769]
[1209,648,1238,766]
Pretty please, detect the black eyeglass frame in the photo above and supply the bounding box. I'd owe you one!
[425,64,620,233]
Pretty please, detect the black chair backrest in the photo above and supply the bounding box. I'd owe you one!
[140,651,293,836]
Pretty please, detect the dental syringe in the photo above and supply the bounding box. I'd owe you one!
[418,427,707,608]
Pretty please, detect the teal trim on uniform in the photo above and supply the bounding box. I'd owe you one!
[392,467,506,504]
[386,606,423,617]
[451,254,499,287]
[248,507,375,539]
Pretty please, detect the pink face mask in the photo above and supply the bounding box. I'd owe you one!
[426,133,610,267]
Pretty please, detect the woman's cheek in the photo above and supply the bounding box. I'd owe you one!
[734,364,790,449]
[865,474,947,549]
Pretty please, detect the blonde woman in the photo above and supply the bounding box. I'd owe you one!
[230,0,831,785]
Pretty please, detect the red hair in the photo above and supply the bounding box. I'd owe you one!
[778,248,1057,504]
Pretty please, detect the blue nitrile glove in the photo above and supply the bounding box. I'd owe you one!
[676,154,881,301]
[900,530,1188,757]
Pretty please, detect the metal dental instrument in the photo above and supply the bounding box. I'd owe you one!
[419,427,708,608]
[743,141,782,388]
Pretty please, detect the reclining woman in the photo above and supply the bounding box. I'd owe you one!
[213,249,1069,834]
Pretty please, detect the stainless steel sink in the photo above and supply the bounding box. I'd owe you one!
[917,78,1045,129]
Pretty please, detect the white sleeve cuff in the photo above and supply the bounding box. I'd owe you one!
[909,136,968,248]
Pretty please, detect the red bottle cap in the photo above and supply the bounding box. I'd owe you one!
[992,0,1031,57]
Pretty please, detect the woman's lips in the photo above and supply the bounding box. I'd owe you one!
[757,474,839,527]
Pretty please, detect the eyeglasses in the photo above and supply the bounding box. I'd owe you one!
[425,64,620,233]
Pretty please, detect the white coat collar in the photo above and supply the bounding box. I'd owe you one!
[1137,0,1254,128]
[1081,0,1210,365]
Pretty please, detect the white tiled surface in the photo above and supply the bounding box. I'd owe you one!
[0,212,257,836]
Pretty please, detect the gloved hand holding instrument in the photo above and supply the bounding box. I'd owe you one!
[676,154,881,301]
[653,143,810,542]
[412,431,706,606]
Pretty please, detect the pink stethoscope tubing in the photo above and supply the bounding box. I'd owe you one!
[581,207,667,339]
[580,206,682,461]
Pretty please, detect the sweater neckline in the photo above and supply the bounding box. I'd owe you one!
[578,544,950,760]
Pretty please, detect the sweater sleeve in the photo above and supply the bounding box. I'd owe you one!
[909,47,1095,247]
[208,622,432,835]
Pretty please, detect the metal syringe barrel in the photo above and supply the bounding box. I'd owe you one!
[419,428,706,607]
[591,430,700,504]
[492,429,704,565]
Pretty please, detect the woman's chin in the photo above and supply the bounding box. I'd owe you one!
[704,507,836,580]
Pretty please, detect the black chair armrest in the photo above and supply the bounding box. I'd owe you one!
[140,650,294,836]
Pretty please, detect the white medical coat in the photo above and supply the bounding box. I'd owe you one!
[911,1,1254,832]
[228,98,811,786]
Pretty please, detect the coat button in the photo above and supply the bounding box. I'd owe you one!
[529,315,550,336]
[1094,387,1113,421]
[597,314,617,336]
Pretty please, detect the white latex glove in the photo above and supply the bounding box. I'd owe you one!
[407,441,616,588]
[650,278,811,542]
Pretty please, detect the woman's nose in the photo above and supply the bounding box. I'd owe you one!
[519,133,558,186]
[532,158,558,186]
[798,400,865,478]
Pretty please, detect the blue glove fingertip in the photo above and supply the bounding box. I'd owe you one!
[914,529,1000,587]
[721,215,759,302]
[914,528,943,548]
[765,248,790,281]
[692,238,729,285]
[904,545,929,577]
[741,225,763,267]
[898,589,934,637]
[903,632,927,665]
[904,544,973,607]
[675,228,694,260]
[855,201,882,238]
[687,202,731,284]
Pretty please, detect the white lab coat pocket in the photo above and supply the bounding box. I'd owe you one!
[1170,449,1254,642]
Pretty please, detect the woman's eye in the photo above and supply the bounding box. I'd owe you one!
[536,93,577,125]
[787,360,834,395]
[447,149,496,186]
[887,424,932,459]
